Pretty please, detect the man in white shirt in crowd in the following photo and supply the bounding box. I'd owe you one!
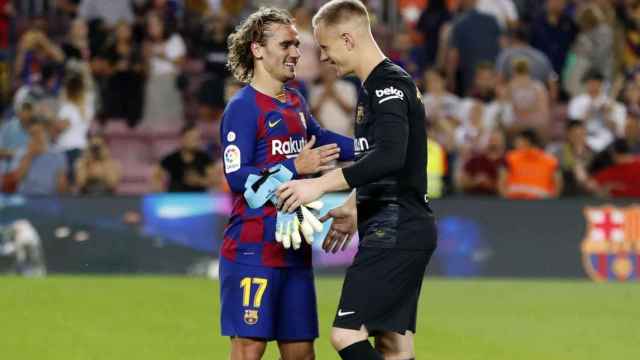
[568,69,626,152]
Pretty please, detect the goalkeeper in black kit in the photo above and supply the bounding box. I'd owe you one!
[276,1,437,359]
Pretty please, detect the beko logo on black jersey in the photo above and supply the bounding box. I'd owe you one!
[375,86,404,104]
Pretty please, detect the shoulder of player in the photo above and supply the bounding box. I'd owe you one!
[221,86,260,125]
[367,74,415,106]
[223,85,256,112]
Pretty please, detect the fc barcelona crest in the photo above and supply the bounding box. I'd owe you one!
[581,206,640,282]
[356,105,364,124]
[244,309,259,325]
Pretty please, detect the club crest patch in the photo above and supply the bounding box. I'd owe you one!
[244,309,259,325]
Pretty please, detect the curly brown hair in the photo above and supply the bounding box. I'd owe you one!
[227,7,293,83]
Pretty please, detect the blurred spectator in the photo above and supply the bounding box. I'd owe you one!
[458,63,510,143]
[416,0,453,70]
[0,0,13,110]
[568,69,626,152]
[624,112,640,154]
[564,5,615,96]
[74,133,122,195]
[547,120,594,196]
[78,0,134,27]
[291,5,320,84]
[101,21,145,127]
[152,124,215,192]
[615,0,640,72]
[427,131,447,198]
[498,128,562,199]
[502,58,550,140]
[530,0,577,90]
[496,27,558,93]
[446,0,503,95]
[0,101,34,174]
[53,69,95,182]
[309,63,357,137]
[423,68,460,151]
[61,18,90,63]
[210,158,228,192]
[467,62,498,102]
[13,62,61,115]
[389,28,420,78]
[14,28,64,87]
[456,128,506,195]
[622,80,640,117]
[196,12,232,119]
[142,12,186,127]
[0,219,46,277]
[7,120,68,195]
[455,100,493,152]
[86,18,110,60]
[476,0,519,30]
[148,0,181,31]
[591,138,640,197]
[512,0,544,25]
[56,0,80,18]
[0,0,11,51]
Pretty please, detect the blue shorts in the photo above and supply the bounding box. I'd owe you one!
[219,257,318,341]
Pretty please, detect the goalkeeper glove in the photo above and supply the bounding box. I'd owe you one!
[244,164,326,249]
[275,200,324,249]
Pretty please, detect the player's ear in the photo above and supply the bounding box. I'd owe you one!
[341,33,355,51]
[251,42,263,60]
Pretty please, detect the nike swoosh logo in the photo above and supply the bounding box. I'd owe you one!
[268,119,282,128]
[337,310,355,317]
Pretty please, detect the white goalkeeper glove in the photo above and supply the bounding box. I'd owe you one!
[275,200,324,250]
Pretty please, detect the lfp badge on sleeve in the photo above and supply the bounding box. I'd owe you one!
[581,206,640,282]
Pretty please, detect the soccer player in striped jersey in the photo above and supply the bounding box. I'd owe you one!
[219,7,355,360]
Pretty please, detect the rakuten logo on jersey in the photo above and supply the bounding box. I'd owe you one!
[375,86,404,104]
[272,137,306,158]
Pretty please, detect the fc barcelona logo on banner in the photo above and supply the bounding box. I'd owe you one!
[581,206,640,282]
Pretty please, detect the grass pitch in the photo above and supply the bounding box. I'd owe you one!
[1,276,638,359]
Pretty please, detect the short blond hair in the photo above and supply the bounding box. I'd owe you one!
[312,0,369,28]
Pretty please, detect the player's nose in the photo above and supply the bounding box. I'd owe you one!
[289,46,301,59]
[319,49,328,62]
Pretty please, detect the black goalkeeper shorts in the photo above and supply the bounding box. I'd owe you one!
[332,246,435,335]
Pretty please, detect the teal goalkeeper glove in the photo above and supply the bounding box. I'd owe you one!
[243,165,325,249]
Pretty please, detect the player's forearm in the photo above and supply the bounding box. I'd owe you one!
[316,168,350,194]
[227,159,297,193]
[313,129,355,161]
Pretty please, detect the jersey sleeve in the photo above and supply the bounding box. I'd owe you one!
[221,99,277,193]
[342,80,410,188]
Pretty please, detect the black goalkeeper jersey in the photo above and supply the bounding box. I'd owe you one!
[342,59,436,250]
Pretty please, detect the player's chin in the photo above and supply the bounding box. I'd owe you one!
[283,70,296,81]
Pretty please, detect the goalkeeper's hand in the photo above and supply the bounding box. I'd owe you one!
[275,200,324,250]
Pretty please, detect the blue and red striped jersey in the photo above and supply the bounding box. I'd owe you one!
[220,85,355,268]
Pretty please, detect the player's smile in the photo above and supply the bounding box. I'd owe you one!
[284,58,297,72]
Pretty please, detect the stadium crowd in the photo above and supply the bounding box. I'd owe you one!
[1,0,639,198]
